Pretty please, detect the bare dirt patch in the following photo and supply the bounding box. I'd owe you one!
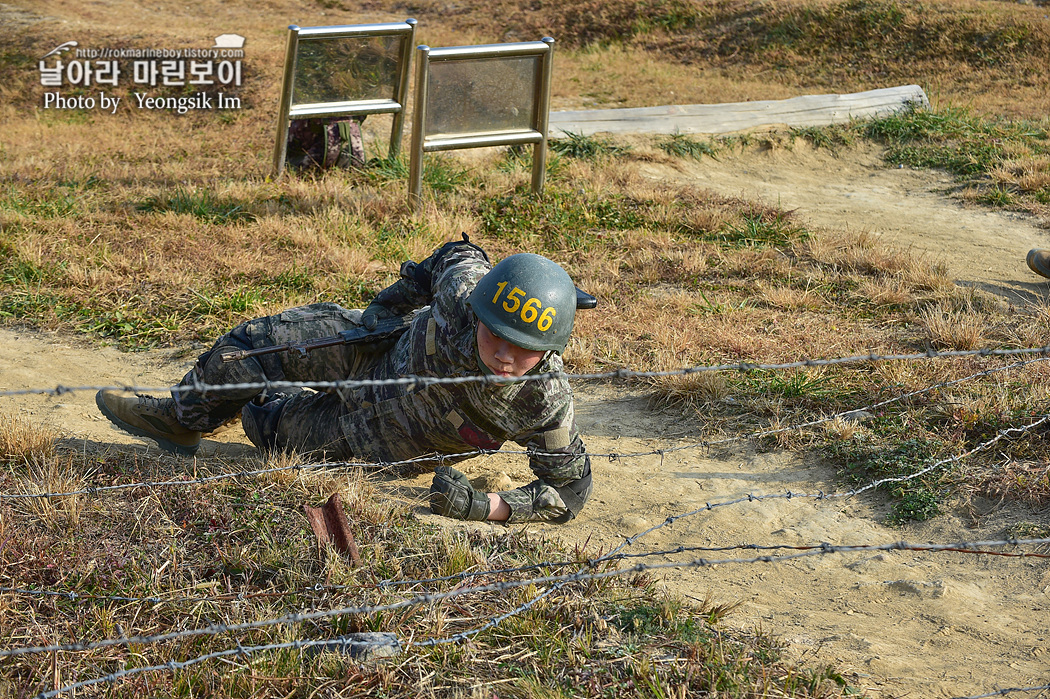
[643,139,1050,302]
[3,146,1049,698]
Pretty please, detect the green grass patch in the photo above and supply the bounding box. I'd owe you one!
[550,130,632,160]
[975,184,1015,207]
[715,209,808,248]
[657,132,721,160]
[478,186,644,250]
[1,257,50,285]
[0,188,79,218]
[790,124,857,150]
[361,154,409,182]
[862,107,1050,178]
[833,436,946,525]
[137,187,256,223]
[423,154,475,193]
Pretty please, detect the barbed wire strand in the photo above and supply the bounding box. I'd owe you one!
[359,411,1050,657]
[6,411,1048,612]
[15,414,1050,690]
[5,344,1050,400]
[606,413,1050,557]
[10,531,1047,610]
[5,352,1048,696]
[33,632,1050,699]
[5,355,1045,502]
[23,536,1050,699]
[6,535,1049,661]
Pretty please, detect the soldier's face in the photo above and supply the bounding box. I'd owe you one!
[476,322,545,377]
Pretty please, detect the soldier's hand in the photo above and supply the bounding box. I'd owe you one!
[430,466,491,521]
[360,300,396,331]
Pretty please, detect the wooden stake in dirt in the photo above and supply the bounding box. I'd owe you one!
[303,493,362,566]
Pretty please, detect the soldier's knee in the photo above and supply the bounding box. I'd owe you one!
[242,394,288,451]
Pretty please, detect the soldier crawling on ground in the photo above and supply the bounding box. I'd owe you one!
[95,236,593,524]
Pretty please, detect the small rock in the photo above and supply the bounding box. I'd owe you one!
[618,515,650,535]
[840,410,874,424]
[311,632,401,661]
[471,472,513,492]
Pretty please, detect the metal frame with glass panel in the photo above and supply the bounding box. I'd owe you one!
[272,19,416,175]
[408,38,555,210]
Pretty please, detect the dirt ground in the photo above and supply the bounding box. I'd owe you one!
[3,145,1050,698]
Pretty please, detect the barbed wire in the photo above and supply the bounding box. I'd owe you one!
[6,410,1047,614]
[7,349,1050,696]
[11,415,1048,694]
[30,633,405,699]
[391,411,1050,654]
[608,412,1050,554]
[6,535,1049,662]
[32,624,1050,699]
[4,343,1050,399]
[5,355,1046,502]
[402,410,1050,652]
[17,535,1050,699]
[18,530,1050,611]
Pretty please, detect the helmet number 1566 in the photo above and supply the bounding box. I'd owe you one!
[491,281,557,332]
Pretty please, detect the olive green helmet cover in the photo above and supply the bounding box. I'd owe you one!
[468,253,576,353]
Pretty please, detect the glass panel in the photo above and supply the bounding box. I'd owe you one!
[425,56,538,137]
[292,35,401,106]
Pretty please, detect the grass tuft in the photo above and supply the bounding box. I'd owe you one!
[0,410,56,464]
[919,302,987,350]
[657,132,721,160]
[550,130,632,160]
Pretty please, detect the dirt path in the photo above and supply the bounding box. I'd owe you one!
[641,140,1050,303]
[3,146,1050,698]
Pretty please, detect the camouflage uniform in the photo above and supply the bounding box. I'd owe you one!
[172,245,591,523]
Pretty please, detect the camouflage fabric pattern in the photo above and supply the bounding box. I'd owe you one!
[285,117,365,170]
[172,244,590,522]
[498,480,568,524]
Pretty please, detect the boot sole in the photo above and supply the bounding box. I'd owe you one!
[1027,250,1050,280]
[95,392,200,457]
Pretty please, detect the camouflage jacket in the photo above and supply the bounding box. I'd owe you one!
[338,245,589,522]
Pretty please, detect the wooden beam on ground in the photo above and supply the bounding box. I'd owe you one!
[549,85,929,137]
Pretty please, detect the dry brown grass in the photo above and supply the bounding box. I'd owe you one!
[12,454,85,530]
[0,410,56,464]
[918,303,988,350]
[758,281,825,311]
[971,461,1050,506]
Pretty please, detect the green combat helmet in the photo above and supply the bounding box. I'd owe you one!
[468,253,581,354]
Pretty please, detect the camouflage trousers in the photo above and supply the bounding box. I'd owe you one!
[172,303,379,458]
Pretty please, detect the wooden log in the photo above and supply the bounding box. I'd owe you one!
[549,85,929,137]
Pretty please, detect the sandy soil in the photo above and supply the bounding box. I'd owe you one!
[4,144,1049,698]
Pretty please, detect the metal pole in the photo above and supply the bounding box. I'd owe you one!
[272,25,300,177]
[389,18,416,159]
[531,37,555,195]
[407,44,430,213]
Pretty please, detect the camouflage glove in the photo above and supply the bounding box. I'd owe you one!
[430,466,491,521]
[361,262,427,330]
[363,234,489,330]
[499,469,592,524]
